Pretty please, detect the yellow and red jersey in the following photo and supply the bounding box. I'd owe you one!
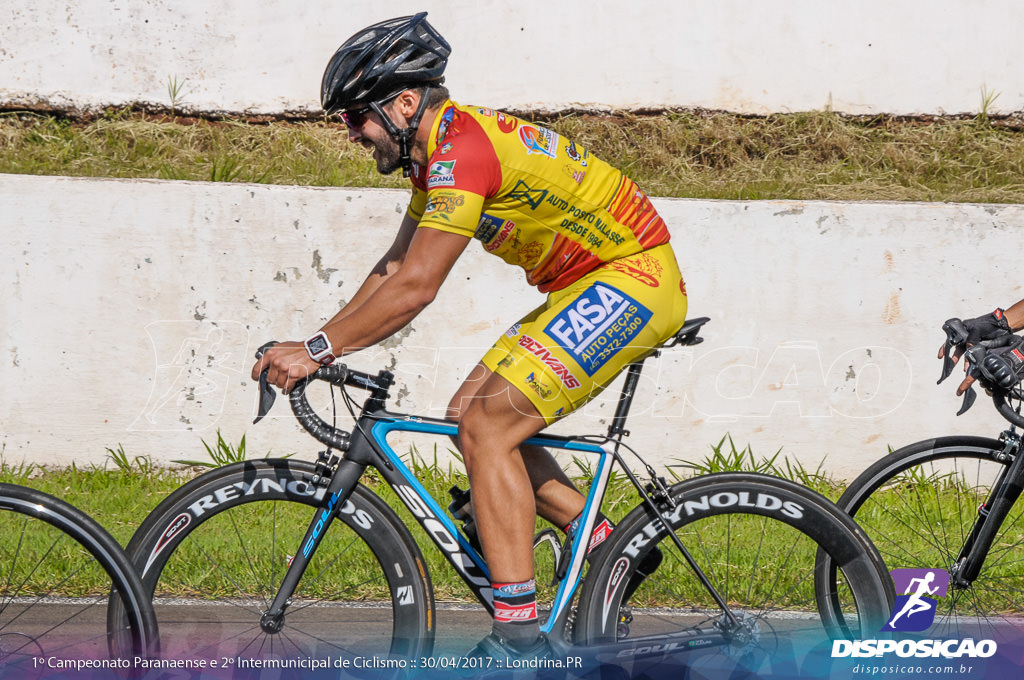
[408,101,670,293]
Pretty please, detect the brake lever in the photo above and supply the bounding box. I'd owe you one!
[955,345,988,416]
[253,341,279,424]
[938,319,969,384]
[956,385,978,416]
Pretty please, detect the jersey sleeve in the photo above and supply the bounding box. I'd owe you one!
[407,186,427,222]
[414,109,501,238]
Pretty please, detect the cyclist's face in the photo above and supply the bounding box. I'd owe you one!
[346,103,403,175]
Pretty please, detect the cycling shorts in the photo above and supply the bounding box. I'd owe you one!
[481,243,688,424]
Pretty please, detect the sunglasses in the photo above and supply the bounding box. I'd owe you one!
[340,105,373,129]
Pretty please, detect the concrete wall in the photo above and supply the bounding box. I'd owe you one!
[3,172,1021,478]
[2,1,1022,117]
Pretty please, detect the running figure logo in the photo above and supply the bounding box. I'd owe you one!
[883,568,950,632]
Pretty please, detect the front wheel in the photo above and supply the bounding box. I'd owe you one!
[819,436,1024,641]
[576,473,892,672]
[112,459,435,662]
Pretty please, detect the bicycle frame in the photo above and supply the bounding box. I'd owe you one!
[261,393,618,637]
[256,318,738,651]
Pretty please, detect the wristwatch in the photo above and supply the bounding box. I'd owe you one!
[303,330,336,366]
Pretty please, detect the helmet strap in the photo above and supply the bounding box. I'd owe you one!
[370,86,434,177]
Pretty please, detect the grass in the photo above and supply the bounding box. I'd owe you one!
[0,435,843,604]
[3,107,1024,203]
[4,435,1022,619]
[2,105,1020,609]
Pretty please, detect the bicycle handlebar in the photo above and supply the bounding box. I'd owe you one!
[993,391,1024,429]
[253,341,398,450]
[287,364,353,451]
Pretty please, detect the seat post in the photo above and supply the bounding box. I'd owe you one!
[608,361,647,439]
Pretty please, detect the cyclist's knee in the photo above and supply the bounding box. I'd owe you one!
[458,401,506,474]
[457,405,485,455]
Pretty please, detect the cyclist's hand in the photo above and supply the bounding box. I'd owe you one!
[251,341,319,394]
[938,310,1012,388]
[977,335,1024,391]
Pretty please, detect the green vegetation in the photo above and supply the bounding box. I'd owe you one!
[0,435,839,601]
[3,108,1024,203]
[2,105,1020,605]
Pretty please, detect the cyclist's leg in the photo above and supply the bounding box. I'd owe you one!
[457,245,688,654]
[447,362,585,528]
[458,374,550,582]
[457,375,555,653]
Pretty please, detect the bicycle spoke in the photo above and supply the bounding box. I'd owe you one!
[170,542,268,614]
[838,442,1024,643]
[0,515,29,616]
[744,515,767,607]
[134,462,431,661]
[0,485,156,668]
[226,505,273,610]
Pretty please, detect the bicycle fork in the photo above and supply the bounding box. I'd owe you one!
[259,454,367,633]
[950,432,1024,588]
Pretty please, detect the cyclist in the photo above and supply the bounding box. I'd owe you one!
[939,299,1024,396]
[251,13,687,658]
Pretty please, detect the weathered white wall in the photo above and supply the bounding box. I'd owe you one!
[2,1,1021,116]
[2,173,1020,478]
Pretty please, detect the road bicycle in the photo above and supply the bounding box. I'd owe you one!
[815,328,1024,642]
[0,482,157,675]
[111,317,892,674]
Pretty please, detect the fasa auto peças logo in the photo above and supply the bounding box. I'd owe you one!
[543,282,651,376]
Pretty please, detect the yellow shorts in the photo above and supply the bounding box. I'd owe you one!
[482,243,688,424]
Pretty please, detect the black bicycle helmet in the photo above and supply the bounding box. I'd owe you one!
[321,12,450,114]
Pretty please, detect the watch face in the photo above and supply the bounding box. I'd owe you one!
[308,335,330,355]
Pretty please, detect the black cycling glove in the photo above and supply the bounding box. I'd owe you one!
[939,309,1012,384]
[964,308,1012,341]
[978,335,1024,391]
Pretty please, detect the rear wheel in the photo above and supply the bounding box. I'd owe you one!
[577,473,892,675]
[0,483,156,675]
[115,459,434,662]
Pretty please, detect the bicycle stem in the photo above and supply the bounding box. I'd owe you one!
[952,430,1024,587]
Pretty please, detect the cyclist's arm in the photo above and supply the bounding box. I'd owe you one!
[321,226,469,352]
[325,212,420,325]
[252,225,470,392]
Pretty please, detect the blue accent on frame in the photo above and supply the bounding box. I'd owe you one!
[369,420,489,574]
[541,451,610,634]
[369,416,610,628]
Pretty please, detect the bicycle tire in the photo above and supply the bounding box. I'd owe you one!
[576,473,892,673]
[0,482,157,675]
[114,459,434,663]
[818,435,1024,641]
